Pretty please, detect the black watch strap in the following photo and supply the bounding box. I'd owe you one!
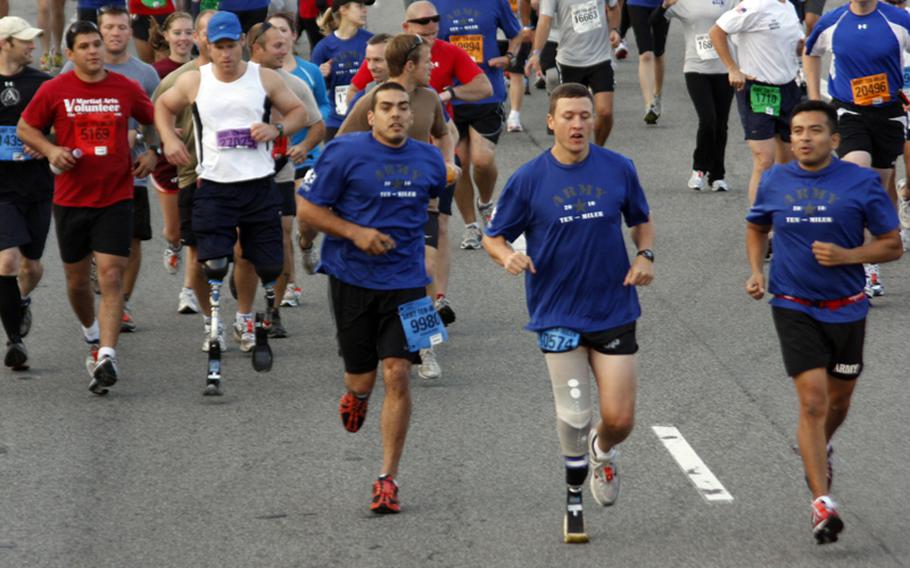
[637,249,655,262]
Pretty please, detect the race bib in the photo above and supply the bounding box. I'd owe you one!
[749,84,781,117]
[74,112,114,156]
[139,0,167,7]
[0,125,31,161]
[538,327,580,353]
[398,296,447,352]
[851,73,890,106]
[216,128,257,149]
[450,34,484,64]
[334,84,350,116]
[571,0,603,35]
[694,33,718,60]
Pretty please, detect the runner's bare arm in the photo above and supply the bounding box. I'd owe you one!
[155,70,200,167]
[482,234,536,275]
[745,222,771,299]
[256,68,309,141]
[445,73,493,103]
[710,25,750,90]
[526,14,552,78]
[288,120,326,165]
[608,0,622,47]
[297,198,396,256]
[16,119,75,172]
[624,218,654,286]
[490,35,523,70]
[812,230,902,267]
[802,54,822,101]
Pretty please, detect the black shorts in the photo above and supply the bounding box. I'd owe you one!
[53,199,134,264]
[131,13,169,42]
[192,176,283,268]
[178,183,196,247]
[294,165,311,180]
[329,276,424,373]
[497,39,532,73]
[772,307,865,380]
[628,4,670,56]
[735,80,801,142]
[833,100,906,169]
[276,181,296,217]
[453,103,505,145]
[557,59,615,94]
[132,186,152,241]
[539,321,639,355]
[437,181,454,216]
[540,40,558,73]
[424,211,440,249]
[0,199,52,260]
[228,7,269,33]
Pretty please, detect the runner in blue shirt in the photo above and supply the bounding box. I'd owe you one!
[745,100,902,545]
[297,82,447,516]
[483,83,655,544]
[310,0,373,141]
[432,0,521,251]
[805,0,910,296]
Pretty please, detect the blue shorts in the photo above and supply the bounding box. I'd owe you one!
[735,80,801,142]
[192,176,283,268]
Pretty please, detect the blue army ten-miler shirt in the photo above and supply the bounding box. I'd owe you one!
[300,131,447,291]
[485,145,651,333]
[747,158,899,323]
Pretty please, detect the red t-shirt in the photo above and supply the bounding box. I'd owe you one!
[299,0,331,19]
[351,38,483,95]
[129,0,175,16]
[22,70,156,208]
[153,56,183,79]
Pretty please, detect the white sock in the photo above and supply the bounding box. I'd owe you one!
[82,320,100,343]
[98,346,116,360]
[509,110,520,120]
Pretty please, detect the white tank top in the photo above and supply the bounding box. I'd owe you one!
[194,61,274,183]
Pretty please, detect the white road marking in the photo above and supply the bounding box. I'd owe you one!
[652,426,733,503]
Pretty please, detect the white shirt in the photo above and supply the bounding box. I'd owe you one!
[716,0,803,85]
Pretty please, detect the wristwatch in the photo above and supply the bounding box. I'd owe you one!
[636,249,655,262]
[445,85,457,100]
[275,123,285,137]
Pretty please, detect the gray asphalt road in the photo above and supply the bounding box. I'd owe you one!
[2,1,908,567]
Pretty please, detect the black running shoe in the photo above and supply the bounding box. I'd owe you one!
[19,297,32,338]
[4,341,28,371]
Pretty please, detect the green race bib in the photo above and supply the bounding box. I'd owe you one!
[140,0,167,7]
[749,84,781,117]
[200,0,220,9]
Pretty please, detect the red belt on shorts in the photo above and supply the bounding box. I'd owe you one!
[774,292,866,310]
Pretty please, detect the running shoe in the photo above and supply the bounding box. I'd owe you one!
[898,197,910,230]
[19,296,32,338]
[178,287,200,314]
[643,104,659,125]
[202,320,227,352]
[339,391,369,433]
[163,244,181,275]
[477,199,496,227]
[563,489,589,543]
[811,496,844,545]
[687,170,706,191]
[864,264,883,297]
[460,223,483,250]
[84,341,99,377]
[39,52,52,71]
[588,429,620,506]
[652,94,662,117]
[418,347,441,380]
[507,113,523,133]
[4,341,28,371]
[370,475,401,514]
[89,353,119,395]
[233,316,255,352]
[301,244,319,275]
[711,180,730,192]
[902,229,910,252]
[52,50,63,69]
[615,40,629,60]
[281,283,303,307]
[268,308,288,339]
[434,295,456,326]
[120,307,136,333]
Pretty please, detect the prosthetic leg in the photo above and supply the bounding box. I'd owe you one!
[252,264,281,373]
[203,257,229,396]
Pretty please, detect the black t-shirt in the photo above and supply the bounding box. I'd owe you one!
[0,66,53,202]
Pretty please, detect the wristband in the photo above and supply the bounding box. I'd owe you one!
[522,25,535,30]
[445,85,457,100]
[636,249,655,262]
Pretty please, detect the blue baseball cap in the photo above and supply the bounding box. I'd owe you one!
[207,11,243,43]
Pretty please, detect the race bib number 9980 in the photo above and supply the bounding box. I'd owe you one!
[399,296,447,352]
[571,0,603,34]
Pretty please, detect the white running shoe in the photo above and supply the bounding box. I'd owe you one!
[588,429,620,506]
[281,283,302,307]
[711,179,730,192]
[460,223,483,250]
[687,170,706,191]
[902,229,910,252]
[898,193,910,230]
[652,94,662,118]
[864,263,884,297]
[178,287,200,314]
[163,244,181,275]
[301,244,319,275]
[476,199,495,227]
[203,320,227,352]
[233,316,255,353]
[507,113,523,133]
[418,347,441,380]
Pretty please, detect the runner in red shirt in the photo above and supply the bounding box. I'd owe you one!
[18,21,157,396]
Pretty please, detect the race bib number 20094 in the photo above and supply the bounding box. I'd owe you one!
[571,0,603,34]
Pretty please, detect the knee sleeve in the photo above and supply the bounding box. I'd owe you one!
[203,257,230,281]
[545,350,593,457]
[255,263,283,285]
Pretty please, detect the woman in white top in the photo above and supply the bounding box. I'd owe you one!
[656,0,736,191]
[710,0,804,204]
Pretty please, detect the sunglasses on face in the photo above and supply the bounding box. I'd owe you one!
[407,15,441,25]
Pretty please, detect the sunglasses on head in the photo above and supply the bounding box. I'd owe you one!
[407,15,441,25]
[252,21,274,44]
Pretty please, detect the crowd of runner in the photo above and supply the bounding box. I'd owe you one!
[1,0,907,546]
